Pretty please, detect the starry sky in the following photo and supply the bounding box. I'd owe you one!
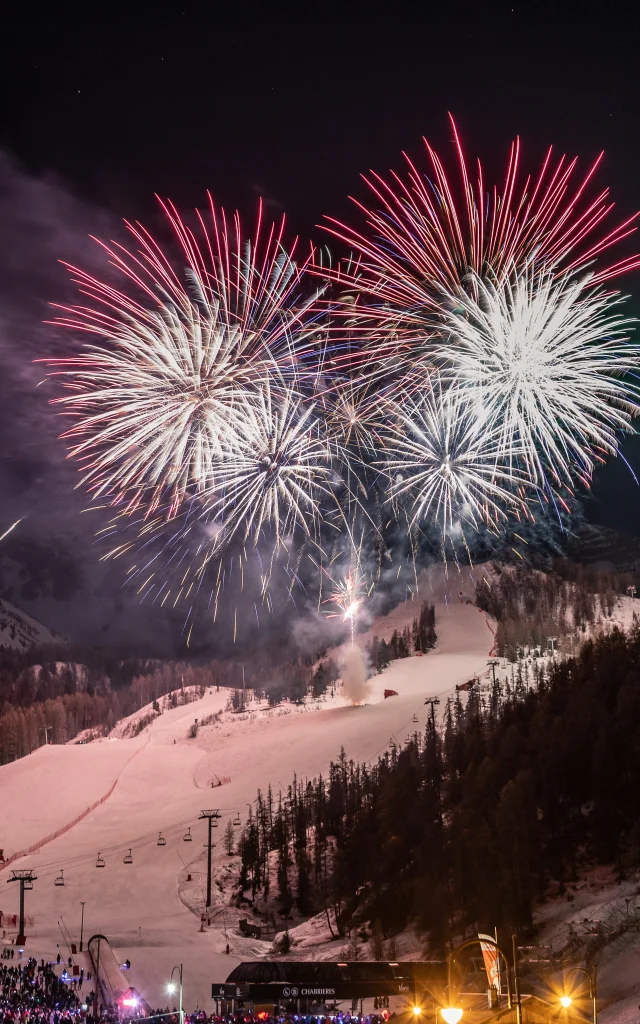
[0,2,639,645]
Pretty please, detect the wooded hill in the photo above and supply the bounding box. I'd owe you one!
[236,626,640,952]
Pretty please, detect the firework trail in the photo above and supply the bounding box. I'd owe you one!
[44,196,326,519]
[436,266,640,487]
[0,518,24,544]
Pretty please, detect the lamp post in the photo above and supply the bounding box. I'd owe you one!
[167,964,183,1024]
[80,902,85,952]
[560,965,597,1024]
[442,936,517,1024]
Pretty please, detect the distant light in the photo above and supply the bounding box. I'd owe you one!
[123,998,138,1007]
[167,983,177,994]
[82,1006,88,1011]
[441,1010,463,1024]
[413,1008,422,1017]
[560,996,572,1009]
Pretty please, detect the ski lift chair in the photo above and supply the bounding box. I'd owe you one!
[123,849,133,864]
[412,713,418,723]
[233,812,241,826]
[183,828,192,842]
[96,853,105,868]
[54,871,65,887]
[157,832,167,846]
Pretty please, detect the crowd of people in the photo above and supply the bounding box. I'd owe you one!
[0,955,93,1023]
[1,951,392,1024]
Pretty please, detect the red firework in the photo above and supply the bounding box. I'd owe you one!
[321,114,640,337]
[41,196,324,518]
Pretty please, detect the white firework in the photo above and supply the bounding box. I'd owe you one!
[46,198,324,517]
[378,380,525,535]
[435,267,640,486]
[200,383,334,547]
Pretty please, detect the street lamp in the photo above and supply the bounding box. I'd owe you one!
[560,966,597,1024]
[441,1010,463,1024]
[412,1008,421,1017]
[167,964,183,1024]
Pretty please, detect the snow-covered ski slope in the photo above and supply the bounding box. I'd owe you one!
[0,565,493,1009]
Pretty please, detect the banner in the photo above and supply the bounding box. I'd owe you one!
[478,933,501,996]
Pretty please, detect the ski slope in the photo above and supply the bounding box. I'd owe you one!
[0,565,493,1010]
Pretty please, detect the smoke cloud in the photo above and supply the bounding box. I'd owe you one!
[341,645,370,705]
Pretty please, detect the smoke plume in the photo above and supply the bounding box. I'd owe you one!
[341,645,370,705]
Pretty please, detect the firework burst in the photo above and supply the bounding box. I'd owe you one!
[436,267,640,486]
[41,128,640,639]
[44,196,325,518]
[198,381,335,549]
[378,379,527,540]
[321,115,640,353]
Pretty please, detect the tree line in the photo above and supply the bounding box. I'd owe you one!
[366,601,436,671]
[475,562,637,661]
[236,625,640,953]
[0,640,343,763]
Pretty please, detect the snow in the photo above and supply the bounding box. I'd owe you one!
[1,562,638,1018]
[1,739,145,855]
[0,597,62,650]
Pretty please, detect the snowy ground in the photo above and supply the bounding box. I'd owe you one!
[1,562,638,1018]
[0,565,492,1009]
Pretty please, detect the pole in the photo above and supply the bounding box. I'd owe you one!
[18,881,25,941]
[200,809,220,910]
[512,935,522,1024]
[206,817,213,910]
[592,965,597,1024]
[96,937,101,1013]
[80,902,85,952]
[179,963,184,1024]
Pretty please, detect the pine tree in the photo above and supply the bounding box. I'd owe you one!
[223,819,235,856]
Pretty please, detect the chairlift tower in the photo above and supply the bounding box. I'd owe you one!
[487,658,500,685]
[199,810,221,910]
[7,869,37,944]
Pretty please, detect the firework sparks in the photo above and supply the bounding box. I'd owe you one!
[321,115,640,353]
[378,379,527,540]
[197,381,335,549]
[436,267,640,486]
[44,196,325,518]
[326,567,367,644]
[41,129,640,640]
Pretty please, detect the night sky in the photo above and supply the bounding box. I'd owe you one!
[0,4,639,644]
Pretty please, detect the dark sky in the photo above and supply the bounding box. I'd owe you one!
[0,3,639,643]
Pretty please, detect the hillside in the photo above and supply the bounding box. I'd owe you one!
[0,561,638,1023]
[0,564,491,1007]
[0,596,62,650]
